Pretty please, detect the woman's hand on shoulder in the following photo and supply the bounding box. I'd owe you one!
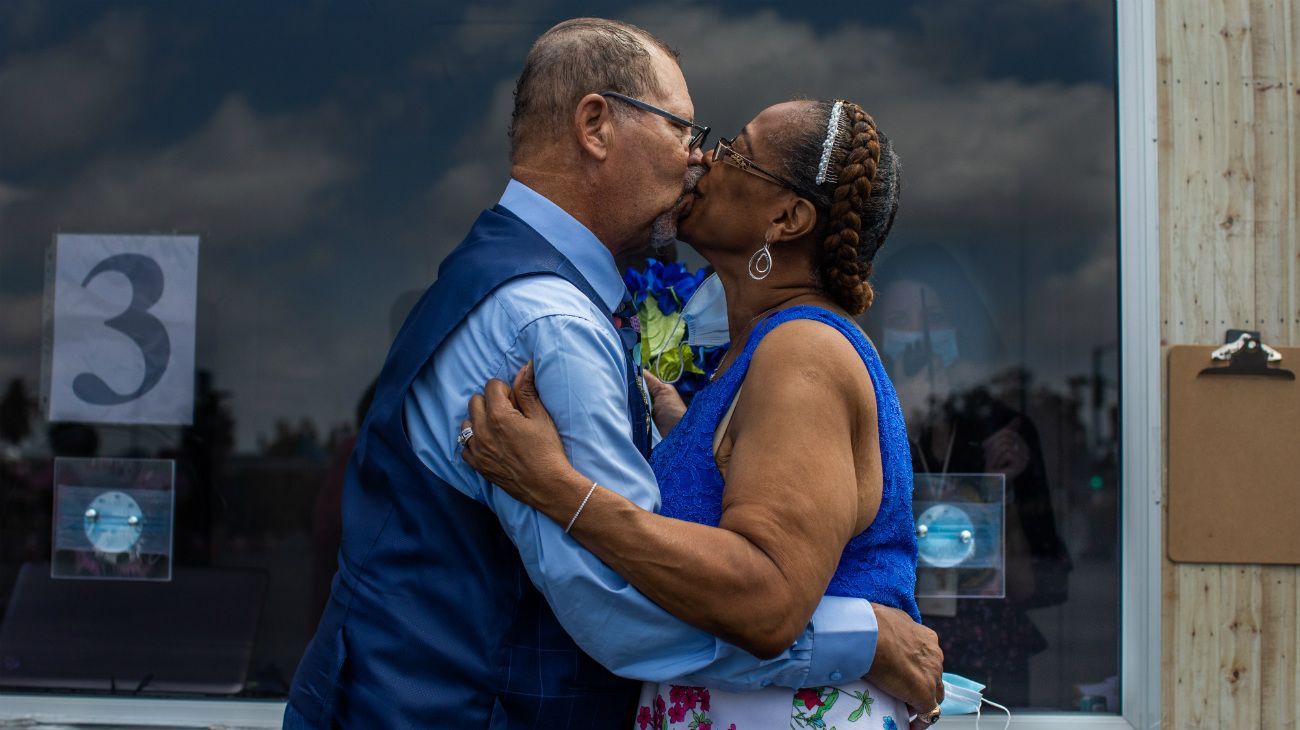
[461,362,583,517]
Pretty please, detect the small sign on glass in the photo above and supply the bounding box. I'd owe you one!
[913,472,1005,599]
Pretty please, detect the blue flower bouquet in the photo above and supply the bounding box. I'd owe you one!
[623,259,727,400]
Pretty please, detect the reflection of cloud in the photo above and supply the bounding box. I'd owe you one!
[906,0,1113,81]
[1027,239,1118,352]
[0,1,1119,449]
[0,11,146,162]
[406,0,551,91]
[400,78,516,275]
[454,1,551,58]
[18,96,360,241]
[627,5,1115,238]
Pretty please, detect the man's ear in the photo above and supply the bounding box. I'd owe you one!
[771,196,819,242]
[574,93,614,161]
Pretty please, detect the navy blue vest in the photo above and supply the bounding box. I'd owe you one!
[287,206,648,729]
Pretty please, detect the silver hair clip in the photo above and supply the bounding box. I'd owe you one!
[815,100,850,186]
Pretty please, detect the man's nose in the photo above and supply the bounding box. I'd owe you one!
[688,144,706,166]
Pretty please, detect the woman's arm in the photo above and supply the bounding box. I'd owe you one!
[463,320,882,658]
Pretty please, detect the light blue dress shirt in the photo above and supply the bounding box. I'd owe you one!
[403,179,878,691]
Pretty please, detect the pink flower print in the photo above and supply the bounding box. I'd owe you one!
[637,705,651,730]
[646,694,665,729]
[795,687,825,710]
[668,702,687,723]
[699,687,711,711]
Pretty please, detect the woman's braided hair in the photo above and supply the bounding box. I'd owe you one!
[772,100,900,315]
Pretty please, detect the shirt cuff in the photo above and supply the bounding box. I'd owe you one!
[805,596,878,686]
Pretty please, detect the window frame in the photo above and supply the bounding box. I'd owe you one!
[0,1,1162,726]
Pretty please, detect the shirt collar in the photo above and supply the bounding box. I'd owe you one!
[498,179,626,314]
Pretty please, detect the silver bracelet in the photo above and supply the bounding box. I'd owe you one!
[564,482,599,534]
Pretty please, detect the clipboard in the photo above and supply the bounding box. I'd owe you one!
[1167,333,1300,564]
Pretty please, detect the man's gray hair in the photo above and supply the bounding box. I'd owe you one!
[509,18,679,160]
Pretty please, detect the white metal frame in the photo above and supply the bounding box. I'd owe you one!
[0,1,1162,727]
[1115,0,1164,728]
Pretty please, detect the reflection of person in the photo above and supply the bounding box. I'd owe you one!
[865,244,1072,707]
[285,19,939,730]
[461,99,941,729]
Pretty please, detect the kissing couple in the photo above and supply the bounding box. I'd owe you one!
[287,17,944,730]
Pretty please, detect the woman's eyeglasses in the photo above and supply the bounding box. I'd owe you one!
[711,137,814,198]
[600,90,710,150]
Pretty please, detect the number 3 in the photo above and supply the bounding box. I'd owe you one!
[72,253,172,405]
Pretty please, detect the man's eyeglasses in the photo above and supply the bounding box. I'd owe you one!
[711,137,813,199]
[600,91,710,150]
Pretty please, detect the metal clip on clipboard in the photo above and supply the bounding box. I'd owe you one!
[1199,329,1295,380]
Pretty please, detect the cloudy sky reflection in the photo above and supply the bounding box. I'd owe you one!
[0,0,1117,453]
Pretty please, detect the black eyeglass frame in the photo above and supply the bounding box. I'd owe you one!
[711,136,817,200]
[600,90,710,150]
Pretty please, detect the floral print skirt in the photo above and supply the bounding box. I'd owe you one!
[635,679,907,730]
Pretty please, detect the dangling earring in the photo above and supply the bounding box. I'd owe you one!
[748,231,773,280]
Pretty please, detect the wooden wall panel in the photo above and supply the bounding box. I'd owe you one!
[1158,0,1299,727]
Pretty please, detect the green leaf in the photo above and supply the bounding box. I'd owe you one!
[846,688,874,722]
[810,688,840,721]
[638,302,703,381]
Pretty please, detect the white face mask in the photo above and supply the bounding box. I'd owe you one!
[680,272,729,347]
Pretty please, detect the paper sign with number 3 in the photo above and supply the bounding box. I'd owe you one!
[47,234,199,425]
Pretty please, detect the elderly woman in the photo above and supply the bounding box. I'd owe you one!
[463,98,935,729]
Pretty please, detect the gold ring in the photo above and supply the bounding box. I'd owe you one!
[919,705,942,725]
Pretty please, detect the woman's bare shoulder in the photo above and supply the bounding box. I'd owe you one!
[747,315,873,393]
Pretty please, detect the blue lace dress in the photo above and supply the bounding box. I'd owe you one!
[634,306,919,730]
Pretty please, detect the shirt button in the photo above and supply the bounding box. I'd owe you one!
[829,671,843,682]
[760,679,772,687]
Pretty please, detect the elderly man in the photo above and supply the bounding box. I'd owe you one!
[285,18,941,729]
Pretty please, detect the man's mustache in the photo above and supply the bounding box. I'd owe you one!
[673,166,706,205]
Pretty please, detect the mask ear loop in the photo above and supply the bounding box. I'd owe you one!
[975,697,1012,730]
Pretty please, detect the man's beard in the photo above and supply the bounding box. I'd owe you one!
[649,166,706,252]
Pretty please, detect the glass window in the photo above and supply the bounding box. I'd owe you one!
[0,1,1117,711]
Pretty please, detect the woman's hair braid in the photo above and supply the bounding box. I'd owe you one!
[819,105,881,315]
[772,100,901,315]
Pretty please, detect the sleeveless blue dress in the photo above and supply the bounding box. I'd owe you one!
[633,305,919,730]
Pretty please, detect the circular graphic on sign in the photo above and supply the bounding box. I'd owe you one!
[83,490,144,554]
[915,504,976,568]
